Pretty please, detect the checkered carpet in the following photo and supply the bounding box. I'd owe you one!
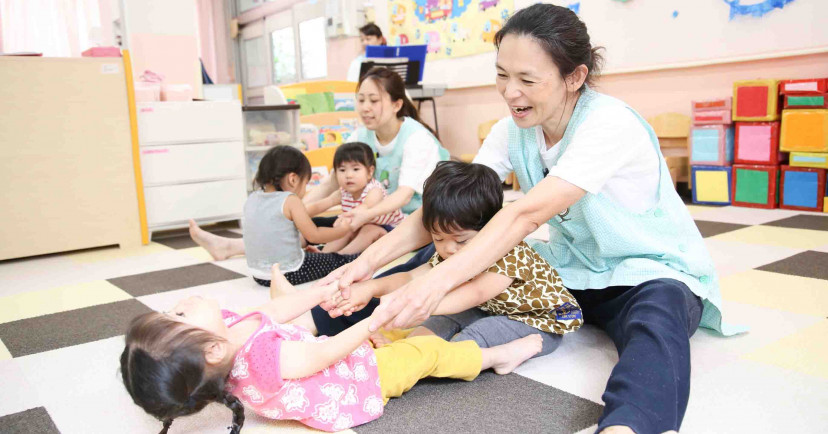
[1,205,826,434]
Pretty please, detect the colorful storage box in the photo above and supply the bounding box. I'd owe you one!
[779,78,827,95]
[779,165,826,212]
[790,152,828,169]
[692,97,732,112]
[692,110,732,125]
[734,122,783,165]
[732,79,780,121]
[779,109,828,152]
[691,166,732,205]
[731,165,778,209]
[783,94,827,109]
[690,125,734,166]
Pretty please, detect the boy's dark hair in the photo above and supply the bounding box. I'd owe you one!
[119,313,245,434]
[334,142,376,170]
[254,145,312,191]
[359,23,384,39]
[494,3,604,88]
[422,161,503,233]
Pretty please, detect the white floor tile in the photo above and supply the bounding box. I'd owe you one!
[212,256,252,276]
[515,325,616,404]
[77,250,206,281]
[703,238,804,278]
[0,360,42,417]
[681,359,828,433]
[137,278,269,315]
[0,255,88,297]
[690,206,803,225]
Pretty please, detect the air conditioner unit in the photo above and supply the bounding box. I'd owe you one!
[325,0,366,38]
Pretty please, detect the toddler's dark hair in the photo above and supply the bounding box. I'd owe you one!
[254,145,311,191]
[422,161,503,233]
[334,142,376,170]
[119,313,245,434]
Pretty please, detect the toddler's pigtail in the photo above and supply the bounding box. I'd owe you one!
[217,390,246,434]
[159,418,173,434]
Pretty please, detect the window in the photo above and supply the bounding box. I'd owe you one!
[271,27,296,84]
[244,36,268,88]
[298,17,327,80]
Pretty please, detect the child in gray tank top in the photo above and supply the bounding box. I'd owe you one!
[190,146,359,285]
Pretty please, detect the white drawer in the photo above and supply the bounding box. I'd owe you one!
[140,141,245,186]
[144,179,247,227]
[137,101,243,145]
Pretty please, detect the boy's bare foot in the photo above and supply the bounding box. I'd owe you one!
[485,334,543,375]
[269,264,297,297]
[189,219,236,260]
[369,331,392,348]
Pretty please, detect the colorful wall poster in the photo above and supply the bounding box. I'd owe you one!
[388,0,514,60]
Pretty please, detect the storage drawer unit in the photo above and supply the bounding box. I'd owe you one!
[137,101,246,235]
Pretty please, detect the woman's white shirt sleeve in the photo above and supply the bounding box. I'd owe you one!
[398,130,442,194]
[472,117,513,182]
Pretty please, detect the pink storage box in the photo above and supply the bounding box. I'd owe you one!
[134,82,161,102]
[81,47,121,57]
[161,84,193,102]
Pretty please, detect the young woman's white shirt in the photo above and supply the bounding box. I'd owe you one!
[344,128,441,195]
[347,55,365,82]
[474,104,660,213]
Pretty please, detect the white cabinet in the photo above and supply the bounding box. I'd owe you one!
[138,101,246,235]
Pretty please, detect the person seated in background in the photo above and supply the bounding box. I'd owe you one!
[347,23,386,82]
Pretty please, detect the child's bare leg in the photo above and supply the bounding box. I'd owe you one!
[480,334,543,375]
[269,264,297,298]
[189,219,245,260]
[269,264,318,334]
[406,326,437,338]
[321,235,351,253]
[337,224,387,255]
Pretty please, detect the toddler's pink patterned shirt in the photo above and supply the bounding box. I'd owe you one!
[223,310,383,431]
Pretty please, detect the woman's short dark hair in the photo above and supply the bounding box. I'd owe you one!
[254,145,312,191]
[422,161,503,233]
[359,23,383,39]
[494,3,604,88]
[334,142,376,170]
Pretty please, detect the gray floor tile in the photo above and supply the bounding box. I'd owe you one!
[0,407,60,434]
[761,215,828,231]
[356,371,603,434]
[755,251,828,281]
[153,229,242,250]
[0,300,152,357]
[694,220,749,238]
[108,263,245,297]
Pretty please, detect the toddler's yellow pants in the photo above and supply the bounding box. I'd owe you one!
[374,336,482,403]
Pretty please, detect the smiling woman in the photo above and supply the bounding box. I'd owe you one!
[304,67,450,224]
[321,4,740,434]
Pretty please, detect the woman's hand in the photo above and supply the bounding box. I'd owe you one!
[330,282,375,317]
[316,258,378,311]
[342,207,373,230]
[368,273,448,332]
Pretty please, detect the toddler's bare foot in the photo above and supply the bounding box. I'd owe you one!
[369,331,392,348]
[486,334,543,375]
[189,219,235,260]
[269,264,297,297]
